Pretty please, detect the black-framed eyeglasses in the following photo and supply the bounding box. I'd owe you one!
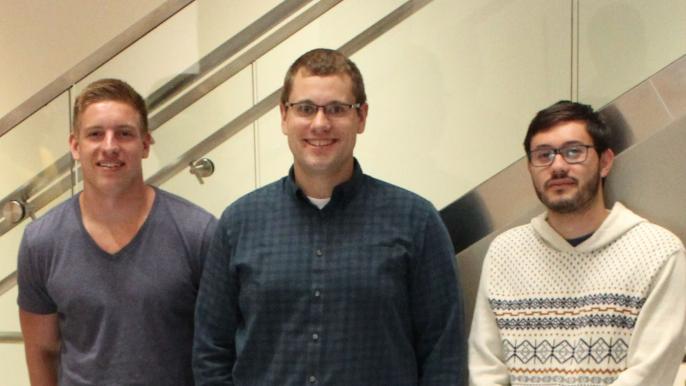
[284,101,361,119]
[528,144,596,167]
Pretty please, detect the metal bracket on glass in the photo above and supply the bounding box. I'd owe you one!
[2,200,34,224]
[189,158,215,184]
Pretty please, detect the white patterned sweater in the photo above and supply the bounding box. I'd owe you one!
[469,202,686,386]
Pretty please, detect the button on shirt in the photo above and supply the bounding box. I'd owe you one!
[193,161,467,385]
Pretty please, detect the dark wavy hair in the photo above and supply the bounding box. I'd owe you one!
[524,100,611,158]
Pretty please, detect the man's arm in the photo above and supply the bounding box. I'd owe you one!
[609,248,686,386]
[192,216,239,385]
[468,254,510,386]
[411,209,468,386]
[19,309,60,386]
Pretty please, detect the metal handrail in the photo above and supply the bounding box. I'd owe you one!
[0,0,435,300]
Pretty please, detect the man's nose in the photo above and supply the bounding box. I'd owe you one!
[310,108,331,131]
[103,132,120,151]
[549,152,569,171]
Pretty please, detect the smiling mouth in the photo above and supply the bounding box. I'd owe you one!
[96,161,124,169]
[305,139,335,147]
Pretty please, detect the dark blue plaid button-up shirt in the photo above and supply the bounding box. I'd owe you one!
[193,161,467,385]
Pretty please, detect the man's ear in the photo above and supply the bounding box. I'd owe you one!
[280,103,288,135]
[356,103,368,134]
[599,148,614,178]
[69,132,80,161]
[142,133,153,159]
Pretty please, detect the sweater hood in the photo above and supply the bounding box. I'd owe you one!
[530,201,646,253]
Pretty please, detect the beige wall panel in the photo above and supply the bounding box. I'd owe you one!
[355,0,570,208]
[0,0,165,117]
[257,0,570,208]
[579,0,686,107]
[0,287,20,331]
[0,341,28,386]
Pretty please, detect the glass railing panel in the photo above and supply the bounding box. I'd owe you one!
[255,0,572,209]
[0,90,72,386]
[578,0,686,107]
[73,0,284,108]
[158,121,257,217]
[0,92,72,268]
[0,92,70,199]
[149,66,258,216]
[144,66,254,177]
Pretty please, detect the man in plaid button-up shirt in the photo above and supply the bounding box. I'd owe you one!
[193,48,467,386]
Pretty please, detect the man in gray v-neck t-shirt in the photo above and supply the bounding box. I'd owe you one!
[17,79,216,386]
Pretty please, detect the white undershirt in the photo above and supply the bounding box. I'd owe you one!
[307,196,331,210]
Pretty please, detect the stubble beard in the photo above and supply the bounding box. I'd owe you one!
[536,167,602,214]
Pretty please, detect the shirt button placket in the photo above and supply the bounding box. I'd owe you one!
[308,213,325,385]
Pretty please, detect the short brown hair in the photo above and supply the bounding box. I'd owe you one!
[280,48,366,105]
[72,78,148,134]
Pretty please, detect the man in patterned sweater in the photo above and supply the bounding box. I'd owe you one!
[469,100,686,385]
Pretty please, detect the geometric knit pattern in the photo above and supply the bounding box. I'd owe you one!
[482,206,684,386]
[502,337,629,364]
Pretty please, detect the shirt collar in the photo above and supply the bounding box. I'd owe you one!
[285,159,364,208]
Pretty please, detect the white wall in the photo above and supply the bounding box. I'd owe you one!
[1,0,685,384]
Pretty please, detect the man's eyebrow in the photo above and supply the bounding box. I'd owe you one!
[531,140,586,150]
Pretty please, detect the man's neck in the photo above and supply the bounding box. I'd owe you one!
[546,198,609,239]
[294,164,354,199]
[79,183,154,225]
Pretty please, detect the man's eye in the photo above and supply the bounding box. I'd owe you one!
[535,150,553,161]
[563,147,582,158]
[326,104,347,115]
[297,104,317,115]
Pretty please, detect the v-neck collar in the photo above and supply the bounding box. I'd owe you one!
[73,188,159,258]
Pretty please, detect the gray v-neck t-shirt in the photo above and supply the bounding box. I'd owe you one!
[18,188,216,385]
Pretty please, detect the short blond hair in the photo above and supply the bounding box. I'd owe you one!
[72,78,148,134]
